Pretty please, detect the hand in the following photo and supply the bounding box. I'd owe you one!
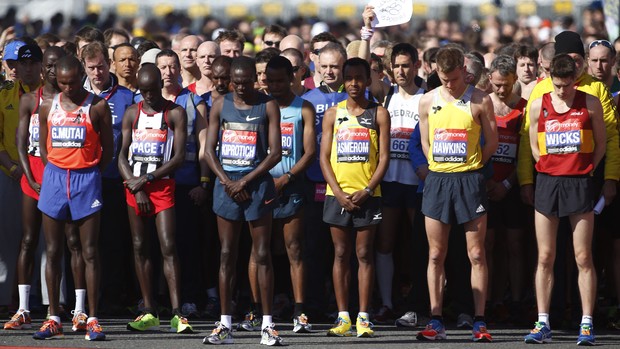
[362,5,375,28]
[224,179,247,197]
[601,179,617,206]
[520,184,534,207]
[350,189,370,206]
[487,180,508,202]
[232,189,250,202]
[273,175,288,196]
[134,191,153,215]
[415,164,430,181]
[125,176,147,194]
[0,27,15,48]
[335,190,359,212]
[28,179,41,194]
[188,185,208,206]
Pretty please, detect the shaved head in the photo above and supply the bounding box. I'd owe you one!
[279,35,304,53]
[138,64,162,89]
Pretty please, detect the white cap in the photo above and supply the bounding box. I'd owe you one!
[140,48,162,66]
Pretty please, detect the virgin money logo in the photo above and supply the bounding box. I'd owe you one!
[281,124,294,134]
[222,130,236,143]
[434,128,467,141]
[30,114,39,126]
[545,119,581,132]
[50,112,66,126]
[337,128,369,141]
[133,129,148,141]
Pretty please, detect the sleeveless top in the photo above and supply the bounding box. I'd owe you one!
[428,85,482,173]
[27,88,43,157]
[270,96,304,178]
[535,90,594,176]
[46,92,100,169]
[491,98,526,181]
[128,101,175,177]
[383,85,424,185]
[326,100,381,197]
[174,88,204,185]
[219,93,272,173]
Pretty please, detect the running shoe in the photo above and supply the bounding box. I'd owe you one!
[356,314,374,338]
[85,319,106,341]
[127,312,160,331]
[577,323,595,346]
[457,313,473,329]
[373,305,395,324]
[395,311,418,327]
[204,322,233,345]
[524,321,552,344]
[240,311,262,331]
[33,319,64,340]
[293,313,312,333]
[170,314,193,333]
[327,316,352,337]
[416,319,447,341]
[4,310,31,330]
[71,310,88,332]
[181,303,199,318]
[472,321,493,342]
[260,323,284,346]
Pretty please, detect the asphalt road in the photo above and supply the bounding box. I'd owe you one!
[1,318,619,348]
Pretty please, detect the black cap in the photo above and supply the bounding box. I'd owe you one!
[18,44,43,62]
[554,31,585,58]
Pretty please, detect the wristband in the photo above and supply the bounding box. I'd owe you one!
[9,164,17,173]
[200,176,211,183]
[360,27,374,41]
[285,171,295,183]
[502,179,512,190]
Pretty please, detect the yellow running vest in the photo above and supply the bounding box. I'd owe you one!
[326,100,381,197]
[428,85,483,172]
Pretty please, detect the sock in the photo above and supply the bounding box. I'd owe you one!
[538,313,550,328]
[338,311,350,320]
[294,303,304,317]
[358,311,370,319]
[18,285,30,312]
[221,315,232,329]
[207,287,218,299]
[75,289,86,313]
[262,315,273,330]
[581,315,593,325]
[375,252,394,309]
[49,315,61,325]
[87,316,97,324]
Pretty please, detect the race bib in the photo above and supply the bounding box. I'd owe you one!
[314,183,326,202]
[281,122,294,156]
[544,119,581,154]
[131,129,167,164]
[336,127,370,163]
[432,128,467,163]
[390,127,413,160]
[51,125,86,148]
[221,129,258,167]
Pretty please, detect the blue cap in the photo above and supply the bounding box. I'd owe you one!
[3,40,26,61]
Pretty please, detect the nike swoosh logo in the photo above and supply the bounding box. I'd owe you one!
[264,198,275,204]
[293,198,302,204]
[246,115,260,121]
[282,114,296,119]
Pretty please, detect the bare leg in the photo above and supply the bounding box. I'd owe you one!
[330,225,352,311]
[17,194,42,284]
[534,210,559,314]
[77,212,101,316]
[570,212,596,317]
[425,217,450,316]
[127,207,155,310]
[282,211,305,304]
[155,208,181,310]
[464,214,488,317]
[249,213,274,316]
[41,214,65,317]
[356,225,377,312]
[216,216,243,315]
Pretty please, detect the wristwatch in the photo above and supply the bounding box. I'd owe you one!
[364,186,374,196]
[285,171,296,183]
[146,173,155,183]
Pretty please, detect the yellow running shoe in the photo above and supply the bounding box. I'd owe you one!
[356,314,374,338]
[327,316,352,337]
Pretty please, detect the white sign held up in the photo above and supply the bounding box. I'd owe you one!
[369,0,413,28]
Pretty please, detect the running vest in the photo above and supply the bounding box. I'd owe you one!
[428,85,482,173]
[326,100,381,197]
[46,92,100,169]
[491,98,526,181]
[128,101,175,177]
[383,85,424,185]
[174,89,204,185]
[535,90,594,176]
[219,93,271,173]
[270,96,304,178]
[27,88,43,157]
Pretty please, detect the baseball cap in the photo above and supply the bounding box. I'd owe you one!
[18,44,43,62]
[140,48,161,66]
[3,40,26,61]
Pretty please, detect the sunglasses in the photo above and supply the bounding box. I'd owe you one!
[311,49,320,55]
[264,40,281,48]
[589,39,616,54]
[292,66,301,72]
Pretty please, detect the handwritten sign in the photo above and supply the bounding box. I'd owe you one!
[369,0,413,28]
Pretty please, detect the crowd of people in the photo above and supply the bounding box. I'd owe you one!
[0,2,620,347]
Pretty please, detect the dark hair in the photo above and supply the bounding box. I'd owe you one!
[212,55,233,69]
[104,28,130,47]
[74,26,104,46]
[319,42,346,60]
[266,55,293,76]
[215,30,245,46]
[310,32,339,49]
[436,46,464,73]
[263,25,287,40]
[342,57,371,79]
[255,48,281,64]
[231,56,256,76]
[56,55,84,75]
[137,40,159,58]
[539,42,556,61]
[81,41,109,63]
[550,53,577,78]
[156,49,180,67]
[391,43,418,64]
[112,43,137,61]
[423,47,439,64]
[514,44,538,63]
[489,55,516,76]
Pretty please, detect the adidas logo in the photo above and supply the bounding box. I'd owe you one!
[475,204,485,213]
[91,199,102,208]
[6,104,14,110]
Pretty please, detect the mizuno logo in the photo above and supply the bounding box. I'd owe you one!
[246,115,260,121]
[359,117,371,125]
[373,213,382,220]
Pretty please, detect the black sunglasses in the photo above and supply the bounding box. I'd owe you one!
[311,49,320,55]
[292,66,301,72]
[589,40,616,54]
[264,40,281,48]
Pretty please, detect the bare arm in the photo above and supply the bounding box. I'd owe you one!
[158,106,188,178]
[478,93,498,164]
[587,94,607,172]
[528,98,543,163]
[117,105,137,181]
[94,99,114,172]
[204,98,228,182]
[357,5,375,61]
[418,93,432,159]
[195,101,211,179]
[38,101,52,166]
[289,100,317,176]
[16,92,36,186]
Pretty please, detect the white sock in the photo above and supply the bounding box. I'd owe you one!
[358,311,370,319]
[207,287,218,298]
[581,315,593,325]
[221,315,232,329]
[538,313,550,328]
[75,289,86,313]
[375,252,394,309]
[338,311,350,320]
[18,285,31,312]
[87,316,97,324]
[49,315,61,325]
[262,315,273,330]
